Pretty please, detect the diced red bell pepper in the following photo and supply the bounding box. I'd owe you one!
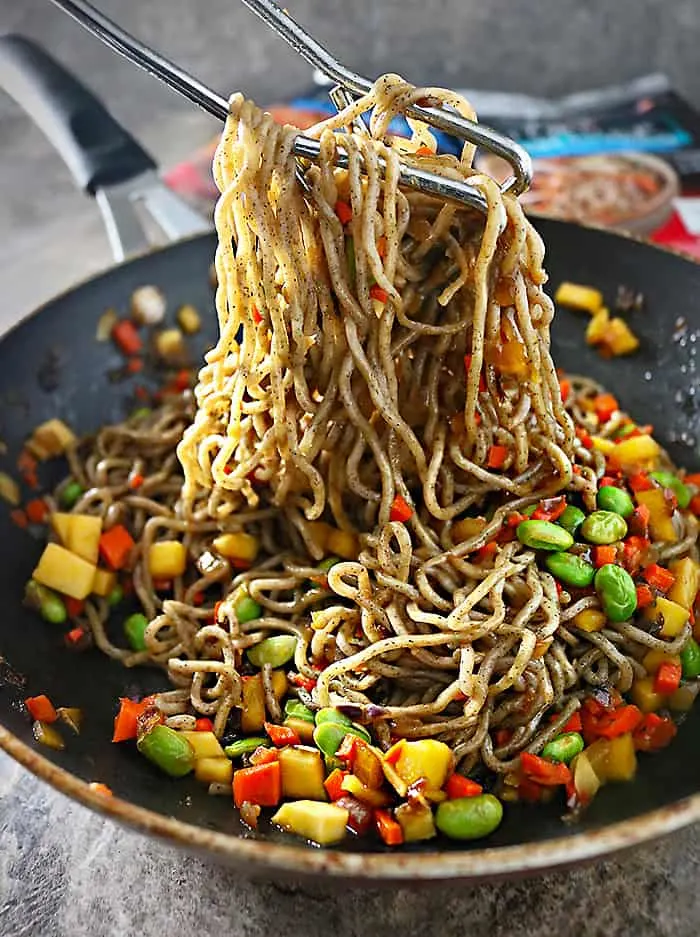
[112,319,142,356]
[494,727,514,747]
[195,717,214,732]
[25,498,49,524]
[532,497,567,522]
[369,284,389,304]
[583,702,642,742]
[389,494,413,523]
[635,583,655,609]
[374,809,403,846]
[627,504,650,538]
[653,661,682,695]
[25,695,58,723]
[444,773,482,799]
[518,777,546,803]
[128,473,144,490]
[335,200,353,225]
[560,711,583,733]
[643,563,676,593]
[249,746,279,766]
[264,721,301,747]
[520,752,571,786]
[336,733,360,766]
[65,597,85,617]
[487,445,508,470]
[288,672,317,692]
[575,427,593,449]
[559,379,571,403]
[593,393,619,423]
[690,494,700,516]
[633,713,677,752]
[622,535,651,574]
[628,472,654,493]
[233,761,281,808]
[335,795,373,835]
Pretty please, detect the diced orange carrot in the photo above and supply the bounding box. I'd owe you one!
[233,761,281,808]
[374,809,403,846]
[335,200,353,225]
[99,525,135,570]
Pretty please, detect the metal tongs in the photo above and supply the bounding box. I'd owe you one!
[48,0,532,214]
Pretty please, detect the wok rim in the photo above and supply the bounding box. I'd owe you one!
[2,718,699,880]
[1,221,700,881]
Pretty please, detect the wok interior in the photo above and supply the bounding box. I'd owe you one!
[1,222,699,854]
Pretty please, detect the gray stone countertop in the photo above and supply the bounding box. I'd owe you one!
[3,1,700,933]
[2,749,700,937]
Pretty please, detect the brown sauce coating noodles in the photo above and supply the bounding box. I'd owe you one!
[58,78,698,775]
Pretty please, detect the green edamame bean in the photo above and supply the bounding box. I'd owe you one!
[137,725,194,777]
[284,699,315,723]
[59,481,84,510]
[236,595,262,624]
[596,485,635,518]
[247,634,297,668]
[516,520,574,552]
[541,731,584,765]
[318,556,341,572]
[545,552,595,588]
[581,511,628,545]
[594,563,637,622]
[124,612,149,651]
[650,471,691,509]
[224,737,267,759]
[313,720,370,758]
[557,505,586,537]
[435,794,503,840]
[680,637,700,679]
[107,584,124,607]
[25,580,67,624]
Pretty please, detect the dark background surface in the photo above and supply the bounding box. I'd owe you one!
[2,1,700,934]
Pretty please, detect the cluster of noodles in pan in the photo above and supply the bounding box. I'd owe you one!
[55,77,698,782]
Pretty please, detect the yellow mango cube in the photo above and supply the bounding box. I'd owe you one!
[452,517,487,543]
[555,281,604,314]
[644,597,689,638]
[179,731,225,759]
[635,488,677,542]
[605,318,640,356]
[92,567,117,597]
[213,532,259,563]
[586,308,610,344]
[52,513,102,564]
[194,757,233,785]
[279,746,327,801]
[272,800,348,845]
[591,436,616,456]
[148,541,187,579]
[642,649,681,675]
[29,419,77,459]
[395,802,437,842]
[393,739,454,791]
[605,733,637,783]
[609,435,661,472]
[630,677,667,713]
[572,608,607,633]
[240,671,287,733]
[326,528,358,560]
[668,557,700,610]
[33,543,97,600]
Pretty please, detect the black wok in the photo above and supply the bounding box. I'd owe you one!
[0,36,699,883]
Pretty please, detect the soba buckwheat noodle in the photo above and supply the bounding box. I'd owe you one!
[56,77,698,781]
